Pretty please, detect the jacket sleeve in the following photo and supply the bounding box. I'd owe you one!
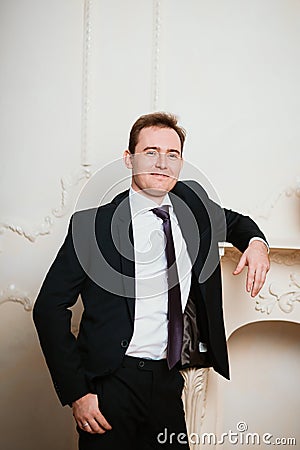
[223,208,267,252]
[176,180,268,253]
[33,214,90,406]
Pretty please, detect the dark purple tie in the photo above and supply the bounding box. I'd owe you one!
[152,207,183,369]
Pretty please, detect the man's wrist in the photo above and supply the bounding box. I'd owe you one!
[70,392,93,408]
[249,237,269,253]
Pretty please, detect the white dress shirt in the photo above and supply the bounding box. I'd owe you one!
[126,188,192,359]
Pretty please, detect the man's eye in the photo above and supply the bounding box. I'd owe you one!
[168,153,179,159]
[146,151,157,156]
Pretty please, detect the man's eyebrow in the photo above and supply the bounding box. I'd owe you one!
[167,149,181,154]
[143,146,160,151]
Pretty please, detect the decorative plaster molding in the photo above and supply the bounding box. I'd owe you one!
[256,273,300,315]
[81,0,92,167]
[152,0,162,111]
[0,285,33,311]
[270,250,300,266]
[52,167,91,218]
[0,216,53,243]
[181,367,209,444]
[221,247,240,264]
[54,0,93,218]
[250,177,300,220]
[0,167,91,244]
[222,247,300,266]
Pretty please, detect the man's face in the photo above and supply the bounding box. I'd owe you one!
[124,126,183,202]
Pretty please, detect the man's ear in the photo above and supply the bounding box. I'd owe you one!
[123,149,133,169]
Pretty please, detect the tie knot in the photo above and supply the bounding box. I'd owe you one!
[152,207,170,223]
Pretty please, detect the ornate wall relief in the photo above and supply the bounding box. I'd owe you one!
[0,285,33,311]
[250,178,300,220]
[256,273,300,315]
[181,367,209,447]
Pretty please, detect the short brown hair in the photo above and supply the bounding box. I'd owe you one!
[128,112,186,154]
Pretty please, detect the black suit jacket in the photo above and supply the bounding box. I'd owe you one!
[33,180,266,406]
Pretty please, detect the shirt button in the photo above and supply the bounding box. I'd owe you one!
[138,361,145,368]
[121,339,128,348]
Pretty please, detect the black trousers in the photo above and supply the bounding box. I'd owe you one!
[78,356,190,449]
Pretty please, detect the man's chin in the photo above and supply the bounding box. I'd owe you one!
[141,187,168,197]
[133,187,173,202]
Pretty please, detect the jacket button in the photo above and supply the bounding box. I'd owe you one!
[121,339,128,348]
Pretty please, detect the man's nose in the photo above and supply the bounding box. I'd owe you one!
[155,152,167,169]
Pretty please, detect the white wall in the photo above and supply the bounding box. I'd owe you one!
[0,1,299,449]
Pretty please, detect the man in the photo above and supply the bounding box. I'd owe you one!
[33,112,270,449]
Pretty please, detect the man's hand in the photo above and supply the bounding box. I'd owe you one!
[72,393,112,434]
[233,240,270,297]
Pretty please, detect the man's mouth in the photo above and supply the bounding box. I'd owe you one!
[150,173,169,178]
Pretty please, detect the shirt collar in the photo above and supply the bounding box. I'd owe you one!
[129,187,173,217]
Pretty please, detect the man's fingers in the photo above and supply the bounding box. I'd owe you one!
[79,414,111,435]
[250,266,268,297]
[233,244,269,295]
[94,409,112,431]
[246,268,256,293]
[73,393,112,435]
[233,254,247,275]
[80,422,94,433]
[85,417,107,434]
[78,409,112,434]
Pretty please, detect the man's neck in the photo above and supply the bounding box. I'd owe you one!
[130,186,167,205]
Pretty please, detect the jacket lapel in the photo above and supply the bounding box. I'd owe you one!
[169,189,205,279]
[111,191,135,324]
